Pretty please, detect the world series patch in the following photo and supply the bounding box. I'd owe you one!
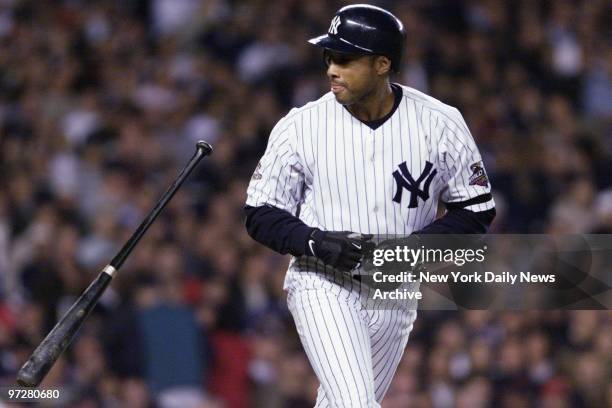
[469,162,489,187]
[251,162,262,180]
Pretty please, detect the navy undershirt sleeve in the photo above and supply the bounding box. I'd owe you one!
[414,208,496,234]
[244,205,314,256]
[245,204,496,256]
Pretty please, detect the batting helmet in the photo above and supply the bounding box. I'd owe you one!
[308,4,406,72]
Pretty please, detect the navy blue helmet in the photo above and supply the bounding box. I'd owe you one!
[308,4,406,72]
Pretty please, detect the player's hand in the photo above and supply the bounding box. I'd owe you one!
[306,229,374,271]
[374,234,425,274]
[360,235,425,290]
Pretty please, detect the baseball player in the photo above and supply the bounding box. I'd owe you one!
[245,4,495,407]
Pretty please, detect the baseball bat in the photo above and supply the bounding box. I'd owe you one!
[16,141,213,387]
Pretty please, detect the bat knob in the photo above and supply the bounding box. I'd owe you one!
[196,141,213,156]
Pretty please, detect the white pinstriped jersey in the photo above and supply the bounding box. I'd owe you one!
[246,84,494,289]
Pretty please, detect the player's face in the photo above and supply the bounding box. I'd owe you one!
[324,50,381,105]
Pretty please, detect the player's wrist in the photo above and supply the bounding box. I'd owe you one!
[285,225,317,258]
[305,228,324,257]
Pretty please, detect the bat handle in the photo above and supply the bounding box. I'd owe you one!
[108,141,213,270]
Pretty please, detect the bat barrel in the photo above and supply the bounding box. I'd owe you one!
[17,268,113,386]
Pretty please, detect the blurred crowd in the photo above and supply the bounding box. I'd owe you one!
[0,0,611,407]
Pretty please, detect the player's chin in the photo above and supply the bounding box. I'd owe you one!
[333,91,353,105]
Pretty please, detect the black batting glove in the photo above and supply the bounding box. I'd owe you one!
[359,235,425,290]
[373,234,425,274]
[305,229,374,271]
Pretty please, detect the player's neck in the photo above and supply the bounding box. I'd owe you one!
[347,82,394,122]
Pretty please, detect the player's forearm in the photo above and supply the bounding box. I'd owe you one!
[414,208,496,234]
[244,205,314,256]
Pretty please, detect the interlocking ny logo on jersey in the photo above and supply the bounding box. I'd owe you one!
[329,16,341,35]
[392,161,437,208]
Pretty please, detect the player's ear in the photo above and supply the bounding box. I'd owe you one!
[374,56,392,76]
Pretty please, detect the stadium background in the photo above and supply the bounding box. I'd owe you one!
[0,0,610,407]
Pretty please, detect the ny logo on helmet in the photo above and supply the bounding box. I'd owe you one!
[329,16,341,35]
[392,161,437,208]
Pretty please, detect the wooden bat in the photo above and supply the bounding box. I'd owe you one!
[16,141,213,387]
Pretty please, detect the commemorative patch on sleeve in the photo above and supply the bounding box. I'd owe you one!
[469,162,489,187]
[251,162,262,180]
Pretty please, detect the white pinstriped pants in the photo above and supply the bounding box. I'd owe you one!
[287,285,416,407]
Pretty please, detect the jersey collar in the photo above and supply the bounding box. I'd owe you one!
[343,83,403,130]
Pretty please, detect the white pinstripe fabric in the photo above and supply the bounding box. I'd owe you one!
[287,283,416,408]
[246,84,492,406]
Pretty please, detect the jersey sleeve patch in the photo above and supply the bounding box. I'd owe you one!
[468,161,489,187]
[251,161,263,180]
